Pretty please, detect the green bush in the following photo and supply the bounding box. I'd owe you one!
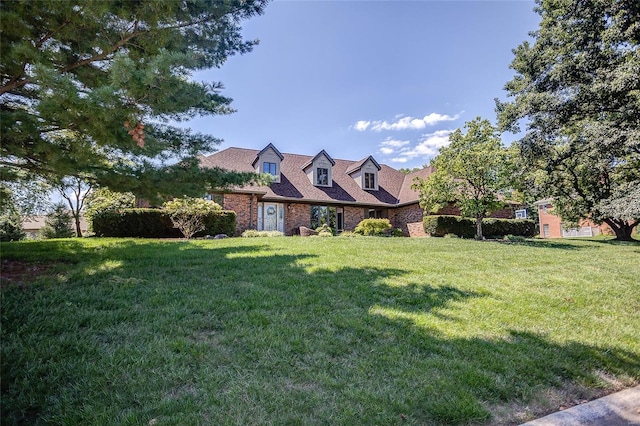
[423,215,476,238]
[423,215,536,238]
[354,218,392,236]
[0,212,25,242]
[391,228,404,237]
[163,197,224,239]
[91,209,172,238]
[315,224,334,236]
[92,207,236,238]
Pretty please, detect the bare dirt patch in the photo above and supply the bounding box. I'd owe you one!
[0,259,57,288]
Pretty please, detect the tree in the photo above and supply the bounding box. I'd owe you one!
[412,118,510,239]
[40,203,74,239]
[1,0,267,200]
[163,197,222,239]
[496,0,640,240]
[57,176,93,237]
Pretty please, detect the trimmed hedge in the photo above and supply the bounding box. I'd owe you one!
[354,218,392,236]
[423,215,535,238]
[91,208,236,238]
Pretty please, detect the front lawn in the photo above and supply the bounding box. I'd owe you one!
[1,237,639,425]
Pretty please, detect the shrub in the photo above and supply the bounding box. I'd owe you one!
[354,218,392,236]
[40,203,74,239]
[423,215,475,238]
[91,209,172,238]
[338,231,358,238]
[241,230,284,238]
[163,197,223,239]
[423,215,536,238]
[0,212,25,242]
[391,228,404,237]
[91,207,236,238]
[316,224,334,237]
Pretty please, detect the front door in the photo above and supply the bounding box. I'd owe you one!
[264,203,278,231]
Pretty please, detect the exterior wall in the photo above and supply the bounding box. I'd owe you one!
[344,206,365,231]
[389,204,424,236]
[223,193,256,236]
[537,202,609,238]
[285,202,311,236]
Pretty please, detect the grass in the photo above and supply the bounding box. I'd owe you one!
[1,236,639,425]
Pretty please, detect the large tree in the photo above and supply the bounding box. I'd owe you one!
[496,0,640,240]
[412,117,511,239]
[1,0,267,200]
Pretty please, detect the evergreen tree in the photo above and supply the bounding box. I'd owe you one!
[1,0,267,200]
[40,203,74,239]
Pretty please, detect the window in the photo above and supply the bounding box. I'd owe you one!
[367,209,385,219]
[543,224,550,237]
[263,162,277,175]
[364,172,376,189]
[515,209,527,219]
[542,205,548,214]
[310,205,340,230]
[317,168,329,185]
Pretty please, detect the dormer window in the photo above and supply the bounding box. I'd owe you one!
[347,156,381,191]
[303,150,335,187]
[263,162,277,176]
[253,143,284,183]
[317,168,329,185]
[364,172,376,190]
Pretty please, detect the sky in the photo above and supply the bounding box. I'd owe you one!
[187,0,541,169]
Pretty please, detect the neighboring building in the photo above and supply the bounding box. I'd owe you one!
[534,199,610,238]
[22,215,88,238]
[200,143,517,236]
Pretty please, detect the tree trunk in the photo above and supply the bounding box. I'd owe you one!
[73,213,82,237]
[476,216,484,240]
[604,218,637,241]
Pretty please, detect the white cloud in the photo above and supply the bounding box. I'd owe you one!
[353,120,371,131]
[390,130,453,163]
[379,147,394,155]
[390,157,408,163]
[353,112,459,132]
[378,137,410,155]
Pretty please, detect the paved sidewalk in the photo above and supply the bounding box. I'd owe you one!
[521,386,640,426]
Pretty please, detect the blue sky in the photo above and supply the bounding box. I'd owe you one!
[188,0,540,169]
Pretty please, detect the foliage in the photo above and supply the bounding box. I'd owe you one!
[1,237,638,425]
[496,0,640,240]
[0,211,25,242]
[91,209,174,238]
[84,188,136,221]
[423,215,535,238]
[391,228,404,237]
[0,0,267,200]
[0,174,52,217]
[353,218,392,236]
[315,224,334,236]
[163,197,222,239]
[40,203,74,239]
[412,117,511,239]
[241,230,284,238]
[91,205,234,239]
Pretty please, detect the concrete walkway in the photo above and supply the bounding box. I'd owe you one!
[521,386,640,425]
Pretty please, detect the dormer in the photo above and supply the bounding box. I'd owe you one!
[346,156,381,191]
[302,150,335,187]
[252,143,284,183]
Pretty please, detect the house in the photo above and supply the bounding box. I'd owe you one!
[22,215,88,238]
[200,143,516,236]
[534,199,610,238]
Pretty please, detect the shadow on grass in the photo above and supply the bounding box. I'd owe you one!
[1,239,638,425]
